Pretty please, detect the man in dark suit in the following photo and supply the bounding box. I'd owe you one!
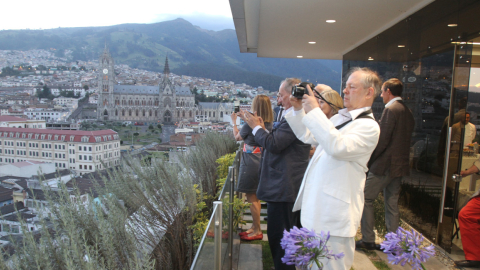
[356,78,415,250]
[242,78,311,270]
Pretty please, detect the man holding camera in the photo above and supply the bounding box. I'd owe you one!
[285,68,381,270]
[241,78,311,270]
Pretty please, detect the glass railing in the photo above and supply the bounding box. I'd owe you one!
[190,148,242,270]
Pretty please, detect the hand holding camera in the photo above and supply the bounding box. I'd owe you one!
[239,110,265,130]
[231,111,239,123]
[290,82,320,114]
[302,84,320,113]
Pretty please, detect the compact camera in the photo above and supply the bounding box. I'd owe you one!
[234,101,240,113]
[291,82,315,98]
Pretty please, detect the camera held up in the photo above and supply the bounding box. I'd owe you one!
[292,82,316,98]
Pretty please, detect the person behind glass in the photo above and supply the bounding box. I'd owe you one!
[356,78,415,251]
[230,94,274,241]
[454,165,480,268]
[285,68,381,270]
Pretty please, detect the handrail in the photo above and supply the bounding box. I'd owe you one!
[190,148,242,270]
[213,201,223,270]
[190,203,219,269]
[227,165,234,270]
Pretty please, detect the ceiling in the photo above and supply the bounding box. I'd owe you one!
[229,0,434,60]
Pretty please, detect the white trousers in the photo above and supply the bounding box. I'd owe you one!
[309,236,354,270]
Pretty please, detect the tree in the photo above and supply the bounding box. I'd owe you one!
[237,92,248,98]
[148,124,154,130]
[79,92,90,103]
[37,85,54,100]
[133,132,139,137]
[83,85,89,91]
[80,122,91,131]
[0,67,20,77]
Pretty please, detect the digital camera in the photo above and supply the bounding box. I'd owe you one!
[291,82,315,98]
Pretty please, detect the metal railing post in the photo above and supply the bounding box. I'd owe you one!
[228,165,235,269]
[439,127,452,224]
[214,201,223,270]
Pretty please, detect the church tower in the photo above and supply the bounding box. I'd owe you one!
[97,44,115,121]
[159,56,175,123]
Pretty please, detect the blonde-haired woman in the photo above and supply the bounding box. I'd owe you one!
[231,94,274,240]
[317,89,344,119]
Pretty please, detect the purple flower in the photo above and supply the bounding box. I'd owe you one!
[381,228,435,270]
[281,226,344,269]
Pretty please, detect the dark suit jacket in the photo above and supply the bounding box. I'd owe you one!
[254,118,311,202]
[369,100,415,178]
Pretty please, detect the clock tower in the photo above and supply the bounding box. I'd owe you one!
[97,44,115,121]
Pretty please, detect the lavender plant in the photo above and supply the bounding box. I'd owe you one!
[380,227,436,270]
[280,226,344,269]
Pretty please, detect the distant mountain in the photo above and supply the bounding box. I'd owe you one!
[0,18,342,91]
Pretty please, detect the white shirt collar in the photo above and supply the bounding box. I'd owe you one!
[385,97,402,108]
[338,107,372,121]
[282,107,293,119]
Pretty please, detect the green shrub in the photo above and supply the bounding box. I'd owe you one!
[1,132,237,270]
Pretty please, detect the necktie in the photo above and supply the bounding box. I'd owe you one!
[277,108,284,122]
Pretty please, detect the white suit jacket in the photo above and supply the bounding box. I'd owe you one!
[285,107,380,237]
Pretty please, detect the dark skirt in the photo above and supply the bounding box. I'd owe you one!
[237,151,261,194]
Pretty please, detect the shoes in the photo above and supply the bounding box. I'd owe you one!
[239,231,251,236]
[455,260,480,268]
[355,240,381,251]
[240,233,263,241]
[206,231,229,239]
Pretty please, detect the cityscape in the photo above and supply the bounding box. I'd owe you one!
[1,0,480,269]
[0,33,273,268]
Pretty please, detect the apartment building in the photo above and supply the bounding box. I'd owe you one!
[24,109,70,122]
[53,97,79,109]
[0,127,120,175]
[0,116,46,128]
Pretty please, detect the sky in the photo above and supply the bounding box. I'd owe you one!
[2,0,235,31]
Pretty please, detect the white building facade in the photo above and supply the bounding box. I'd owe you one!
[0,127,121,174]
[0,116,46,129]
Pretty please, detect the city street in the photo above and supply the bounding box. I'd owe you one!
[161,125,176,143]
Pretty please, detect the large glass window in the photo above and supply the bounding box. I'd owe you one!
[342,0,480,253]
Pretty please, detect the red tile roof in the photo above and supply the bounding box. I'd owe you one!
[0,127,118,143]
[0,116,27,122]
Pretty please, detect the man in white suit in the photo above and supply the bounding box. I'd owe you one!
[285,67,381,270]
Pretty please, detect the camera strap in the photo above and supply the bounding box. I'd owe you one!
[335,110,374,130]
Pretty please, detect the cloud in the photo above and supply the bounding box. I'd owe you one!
[1,0,234,30]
